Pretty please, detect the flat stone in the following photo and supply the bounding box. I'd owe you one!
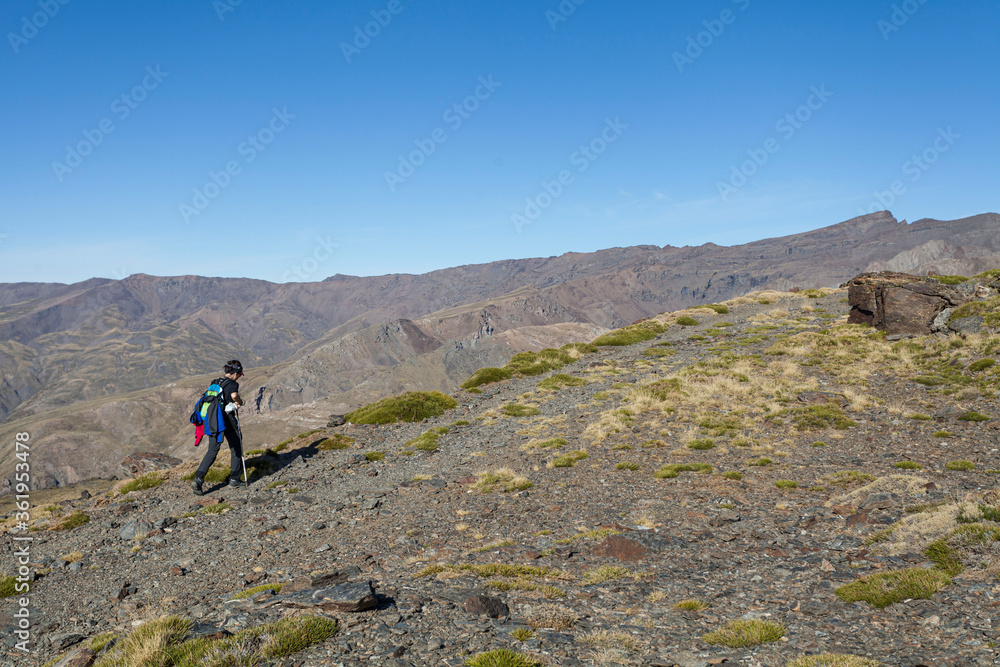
[53,647,97,667]
[590,534,649,561]
[464,595,510,618]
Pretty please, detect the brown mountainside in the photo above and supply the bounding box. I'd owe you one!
[1,210,999,490]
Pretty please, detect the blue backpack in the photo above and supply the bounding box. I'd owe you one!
[190,380,227,444]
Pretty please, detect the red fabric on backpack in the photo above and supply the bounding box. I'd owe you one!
[194,423,204,447]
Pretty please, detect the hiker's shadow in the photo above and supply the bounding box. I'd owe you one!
[237,439,332,487]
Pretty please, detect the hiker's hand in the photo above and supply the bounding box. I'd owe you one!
[225,403,239,414]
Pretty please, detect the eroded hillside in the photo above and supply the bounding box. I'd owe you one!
[4,282,1000,666]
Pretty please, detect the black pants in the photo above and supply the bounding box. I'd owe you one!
[195,417,243,481]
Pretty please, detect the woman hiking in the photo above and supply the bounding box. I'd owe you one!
[192,360,247,495]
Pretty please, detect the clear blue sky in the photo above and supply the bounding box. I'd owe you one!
[1,0,997,284]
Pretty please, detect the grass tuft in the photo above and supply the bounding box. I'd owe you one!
[345,391,457,424]
[785,654,883,667]
[52,511,89,531]
[317,434,354,450]
[834,568,951,609]
[702,619,785,648]
[502,404,542,417]
[945,460,975,471]
[117,473,165,495]
[464,650,543,667]
[674,599,708,612]
[471,469,533,493]
[654,462,713,479]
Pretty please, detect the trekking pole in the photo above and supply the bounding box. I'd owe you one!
[233,406,249,486]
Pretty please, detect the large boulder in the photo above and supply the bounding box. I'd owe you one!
[845,272,968,335]
[119,452,182,478]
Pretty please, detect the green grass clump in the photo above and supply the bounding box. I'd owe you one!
[705,303,730,314]
[644,347,677,358]
[555,528,621,545]
[199,503,232,515]
[894,461,923,470]
[933,431,953,438]
[674,599,708,611]
[53,511,89,531]
[835,568,951,609]
[775,480,798,489]
[536,438,567,449]
[462,367,513,389]
[88,632,117,653]
[768,404,856,431]
[969,359,996,373]
[463,345,596,389]
[365,451,385,462]
[702,619,785,648]
[507,348,577,377]
[616,461,640,471]
[464,649,543,667]
[538,374,586,390]
[909,413,933,420]
[931,275,969,285]
[549,450,589,468]
[925,539,963,576]
[502,404,541,417]
[655,462,713,479]
[687,439,715,450]
[785,654,882,667]
[949,296,1000,327]
[345,391,457,424]
[748,458,773,467]
[233,583,284,600]
[0,575,25,598]
[117,473,165,495]
[675,316,699,326]
[958,411,990,422]
[722,471,743,480]
[267,481,288,489]
[592,320,668,346]
[583,565,634,585]
[405,431,442,452]
[472,470,533,493]
[317,434,354,450]
[94,614,337,667]
[812,441,827,447]
[822,470,874,487]
[945,460,975,471]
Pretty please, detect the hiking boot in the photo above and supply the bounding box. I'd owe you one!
[191,477,204,496]
[228,478,247,488]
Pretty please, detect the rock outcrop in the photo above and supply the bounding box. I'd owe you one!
[845,272,968,335]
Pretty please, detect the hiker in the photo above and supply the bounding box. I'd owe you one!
[192,360,247,495]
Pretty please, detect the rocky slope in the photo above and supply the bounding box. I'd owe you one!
[3,285,999,666]
[3,211,1000,492]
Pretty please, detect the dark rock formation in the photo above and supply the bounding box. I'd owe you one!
[120,453,183,478]
[845,272,968,335]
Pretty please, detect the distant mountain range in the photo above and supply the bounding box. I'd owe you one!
[2,210,998,491]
